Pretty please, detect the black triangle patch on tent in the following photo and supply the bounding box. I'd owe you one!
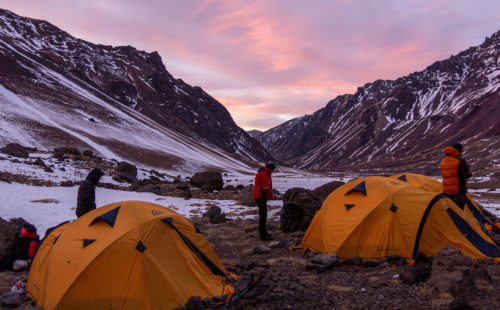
[345,204,355,210]
[89,206,121,228]
[398,175,407,182]
[136,241,146,253]
[390,204,398,213]
[345,181,367,196]
[83,239,96,247]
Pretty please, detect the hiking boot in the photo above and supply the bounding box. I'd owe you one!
[260,234,273,241]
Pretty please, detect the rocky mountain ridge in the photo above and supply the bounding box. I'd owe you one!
[0,9,272,170]
[257,31,500,173]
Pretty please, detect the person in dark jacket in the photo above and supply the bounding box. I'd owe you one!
[76,168,104,217]
[440,143,471,209]
[253,162,277,240]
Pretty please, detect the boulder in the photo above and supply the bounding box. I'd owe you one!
[203,206,227,224]
[0,292,30,307]
[253,244,271,254]
[82,150,93,157]
[238,185,256,206]
[427,246,490,298]
[112,171,137,184]
[0,217,32,270]
[184,296,203,310]
[0,143,30,159]
[53,147,81,156]
[116,161,138,178]
[399,264,432,284]
[309,253,339,268]
[60,180,74,187]
[189,171,223,190]
[32,158,46,167]
[280,202,304,232]
[313,181,344,202]
[280,188,322,232]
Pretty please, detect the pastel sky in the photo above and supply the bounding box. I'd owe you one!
[1,1,499,131]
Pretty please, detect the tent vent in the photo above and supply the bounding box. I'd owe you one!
[345,181,367,196]
[398,175,407,182]
[345,204,355,210]
[136,241,146,253]
[390,205,398,213]
[90,206,121,228]
[83,239,96,247]
[53,234,61,244]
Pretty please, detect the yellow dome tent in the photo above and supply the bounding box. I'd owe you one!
[301,176,499,260]
[391,173,495,231]
[26,201,233,310]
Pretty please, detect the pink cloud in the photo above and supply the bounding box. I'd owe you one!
[1,0,499,131]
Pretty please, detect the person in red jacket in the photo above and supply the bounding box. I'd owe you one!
[440,143,471,209]
[253,162,277,240]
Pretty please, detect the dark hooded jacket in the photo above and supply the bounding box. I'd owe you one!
[76,168,104,217]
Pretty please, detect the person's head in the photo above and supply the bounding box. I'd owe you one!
[87,168,104,185]
[452,143,463,153]
[20,224,37,238]
[265,162,277,171]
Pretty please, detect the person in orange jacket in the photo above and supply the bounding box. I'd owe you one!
[253,162,277,240]
[440,143,471,209]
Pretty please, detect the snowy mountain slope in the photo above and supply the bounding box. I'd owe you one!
[257,31,500,172]
[0,9,272,172]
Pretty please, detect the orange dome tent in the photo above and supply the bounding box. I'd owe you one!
[27,201,233,310]
[301,176,499,260]
[391,173,495,231]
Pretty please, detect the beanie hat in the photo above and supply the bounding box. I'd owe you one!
[452,143,463,153]
[265,162,277,170]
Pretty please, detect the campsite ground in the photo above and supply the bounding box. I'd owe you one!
[197,217,500,310]
[1,192,500,309]
[1,151,500,309]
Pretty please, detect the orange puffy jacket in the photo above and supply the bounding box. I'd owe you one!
[440,146,470,194]
[253,167,274,200]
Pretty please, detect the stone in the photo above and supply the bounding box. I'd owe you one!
[280,188,322,232]
[313,181,344,202]
[113,171,137,184]
[190,171,223,190]
[399,264,432,284]
[53,147,80,156]
[176,182,189,191]
[203,206,227,224]
[238,185,256,206]
[184,296,204,310]
[43,166,54,173]
[342,256,363,266]
[309,254,339,268]
[280,202,304,232]
[0,292,30,307]
[427,246,481,298]
[448,296,473,310]
[387,255,406,266]
[82,150,93,157]
[60,180,74,187]
[253,244,271,254]
[33,158,46,167]
[201,183,214,192]
[116,161,138,178]
[1,143,30,158]
[202,297,217,309]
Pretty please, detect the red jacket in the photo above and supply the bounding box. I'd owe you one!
[253,167,274,200]
[440,146,470,195]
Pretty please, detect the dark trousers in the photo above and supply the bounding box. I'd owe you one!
[449,193,467,209]
[255,198,268,238]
